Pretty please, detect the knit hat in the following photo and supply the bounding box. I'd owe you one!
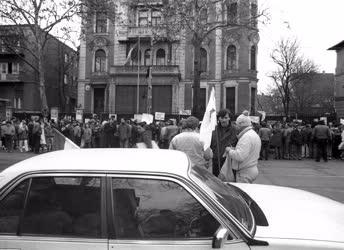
[236,111,252,128]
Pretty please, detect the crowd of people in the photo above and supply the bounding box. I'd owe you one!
[1,111,344,184]
[0,117,56,154]
[255,120,344,162]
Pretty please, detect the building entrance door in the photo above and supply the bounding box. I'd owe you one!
[94,87,105,115]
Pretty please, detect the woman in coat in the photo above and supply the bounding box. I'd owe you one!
[18,120,29,152]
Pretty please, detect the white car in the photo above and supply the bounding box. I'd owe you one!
[0,149,342,250]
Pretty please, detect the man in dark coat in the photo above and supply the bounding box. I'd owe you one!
[312,120,331,162]
[290,125,303,160]
[210,109,237,177]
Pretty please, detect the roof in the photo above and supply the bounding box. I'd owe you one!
[0,149,190,187]
[328,40,344,50]
[0,24,76,52]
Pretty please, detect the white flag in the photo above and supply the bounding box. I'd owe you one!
[200,87,217,150]
[257,110,266,121]
[53,128,80,150]
[124,39,139,65]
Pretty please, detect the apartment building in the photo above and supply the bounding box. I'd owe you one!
[78,0,259,117]
[329,41,344,119]
[0,25,78,118]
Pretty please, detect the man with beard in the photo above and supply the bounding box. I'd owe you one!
[210,109,237,177]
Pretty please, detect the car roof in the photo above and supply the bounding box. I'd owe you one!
[0,149,191,187]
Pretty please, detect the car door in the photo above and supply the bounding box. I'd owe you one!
[107,175,250,250]
[0,174,108,250]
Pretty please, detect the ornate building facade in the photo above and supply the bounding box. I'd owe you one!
[78,0,259,117]
[329,41,344,119]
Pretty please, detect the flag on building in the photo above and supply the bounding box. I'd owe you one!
[124,38,140,65]
[257,110,266,121]
[200,87,217,150]
[53,128,80,150]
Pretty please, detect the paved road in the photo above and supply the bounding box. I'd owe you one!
[256,159,344,203]
[0,150,343,203]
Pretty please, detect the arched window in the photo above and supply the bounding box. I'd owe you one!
[250,46,256,70]
[95,49,106,72]
[144,49,151,66]
[200,48,207,72]
[227,45,236,70]
[156,49,166,65]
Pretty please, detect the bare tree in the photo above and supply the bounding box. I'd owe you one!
[0,0,82,114]
[134,0,268,118]
[270,38,318,117]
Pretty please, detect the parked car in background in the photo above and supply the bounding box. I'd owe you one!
[0,149,343,249]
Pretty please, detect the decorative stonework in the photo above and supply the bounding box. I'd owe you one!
[88,36,110,51]
[222,31,242,43]
[248,32,260,44]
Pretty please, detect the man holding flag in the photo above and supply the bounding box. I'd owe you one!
[209,107,238,177]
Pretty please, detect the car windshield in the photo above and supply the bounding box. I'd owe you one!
[189,166,254,234]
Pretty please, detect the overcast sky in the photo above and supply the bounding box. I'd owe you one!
[258,0,344,93]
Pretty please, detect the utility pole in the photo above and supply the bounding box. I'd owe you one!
[147,37,153,114]
[136,36,141,114]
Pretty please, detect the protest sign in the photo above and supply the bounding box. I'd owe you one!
[155,112,165,121]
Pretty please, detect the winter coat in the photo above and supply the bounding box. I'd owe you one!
[301,127,313,144]
[270,128,282,147]
[82,128,92,143]
[169,131,212,169]
[291,129,303,145]
[210,124,237,161]
[118,123,131,140]
[258,127,271,141]
[312,124,331,140]
[226,127,261,183]
[18,125,28,140]
[45,125,54,138]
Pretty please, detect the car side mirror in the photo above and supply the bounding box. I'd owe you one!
[212,227,230,249]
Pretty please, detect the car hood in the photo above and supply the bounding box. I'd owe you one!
[231,183,344,243]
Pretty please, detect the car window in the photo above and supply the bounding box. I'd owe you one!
[21,176,102,238]
[0,179,29,234]
[190,166,254,233]
[112,178,220,239]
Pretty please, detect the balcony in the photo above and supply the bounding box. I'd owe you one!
[0,47,23,56]
[0,73,21,82]
[110,65,180,77]
[127,26,166,39]
[222,69,257,79]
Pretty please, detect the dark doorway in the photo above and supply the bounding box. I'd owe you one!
[152,85,172,113]
[94,87,105,115]
[226,87,236,114]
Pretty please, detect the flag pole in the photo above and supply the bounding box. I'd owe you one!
[136,36,141,114]
[147,36,153,114]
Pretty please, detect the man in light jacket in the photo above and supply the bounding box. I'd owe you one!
[224,111,261,183]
